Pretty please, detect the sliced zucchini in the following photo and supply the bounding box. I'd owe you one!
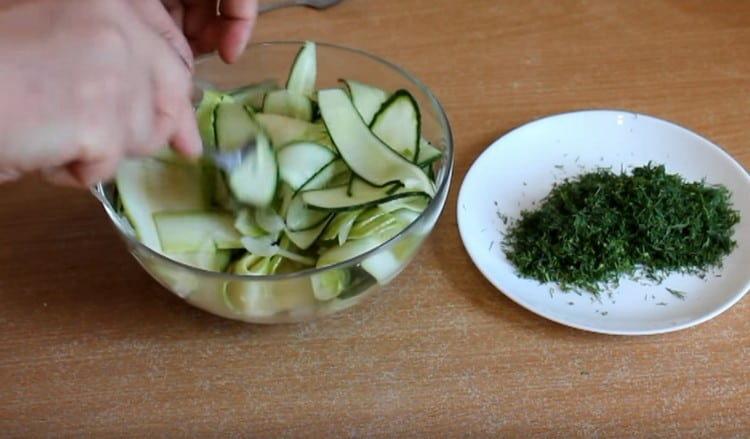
[285,194,330,232]
[321,209,363,244]
[240,236,316,265]
[277,183,295,217]
[286,41,317,98]
[422,162,435,181]
[276,235,316,265]
[416,139,442,166]
[169,248,232,272]
[224,253,315,317]
[230,80,279,110]
[360,236,421,284]
[324,166,353,188]
[196,90,225,150]
[253,255,284,275]
[255,113,327,147]
[317,208,421,282]
[154,211,242,252]
[316,221,401,269]
[254,206,285,235]
[285,216,331,250]
[149,239,229,300]
[301,178,423,212]
[224,276,315,317]
[311,268,350,301]
[229,253,262,273]
[199,160,218,208]
[212,171,236,210]
[239,234,278,257]
[349,207,389,230]
[295,159,349,195]
[273,257,307,275]
[342,79,389,124]
[348,210,398,241]
[318,88,435,196]
[277,142,337,191]
[361,210,423,283]
[151,146,188,165]
[370,90,420,162]
[360,250,403,284]
[227,133,278,207]
[116,48,436,285]
[392,208,421,225]
[359,209,422,283]
[234,208,267,237]
[213,101,260,151]
[116,159,206,252]
[378,194,429,213]
[262,89,314,121]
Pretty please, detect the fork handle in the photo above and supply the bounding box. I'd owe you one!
[259,0,303,14]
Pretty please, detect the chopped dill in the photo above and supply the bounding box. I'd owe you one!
[666,288,687,300]
[502,164,740,295]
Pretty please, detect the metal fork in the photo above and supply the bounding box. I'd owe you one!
[206,140,257,173]
[259,0,343,14]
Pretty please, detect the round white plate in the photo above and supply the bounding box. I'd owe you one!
[458,110,750,335]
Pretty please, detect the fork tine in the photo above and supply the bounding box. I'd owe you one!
[259,0,343,14]
[209,140,257,173]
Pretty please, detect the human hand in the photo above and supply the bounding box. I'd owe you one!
[0,0,201,187]
[160,0,258,63]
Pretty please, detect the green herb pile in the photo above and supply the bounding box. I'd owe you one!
[502,164,740,294]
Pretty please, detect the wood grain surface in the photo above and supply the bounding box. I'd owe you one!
[1,0,749,436]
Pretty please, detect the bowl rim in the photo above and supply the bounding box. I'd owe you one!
[94,40,454,281]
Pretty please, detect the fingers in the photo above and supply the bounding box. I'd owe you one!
[216,15,255,63]
[182,0,257,62]
[13,0,205,190]
[189,19,221,56]
[161,0,185,28]
[124,69,157,157]
[183,0,214,36]
[217,0,257,63]
[220,0,257,18]
[151,95,201,158]
[183,0,216,54]
[40,166,81,188]
[131,0,194,70]
[68,153,122,186]
[169,97,202,157]
[147,28,202,158]
[41,152,121,188]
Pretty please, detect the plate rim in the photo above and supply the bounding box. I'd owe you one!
[457,108,750,336]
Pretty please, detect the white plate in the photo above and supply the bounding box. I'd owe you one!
[458,110,750,335]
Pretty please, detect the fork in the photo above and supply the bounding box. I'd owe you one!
[259,0,343,14]
[206,140,257,173]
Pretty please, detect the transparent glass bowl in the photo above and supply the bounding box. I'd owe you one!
[95,41,454,323]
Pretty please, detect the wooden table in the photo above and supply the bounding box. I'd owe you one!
[1,0,748,436]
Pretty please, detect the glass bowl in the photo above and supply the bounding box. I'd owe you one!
[94,41,454,323]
